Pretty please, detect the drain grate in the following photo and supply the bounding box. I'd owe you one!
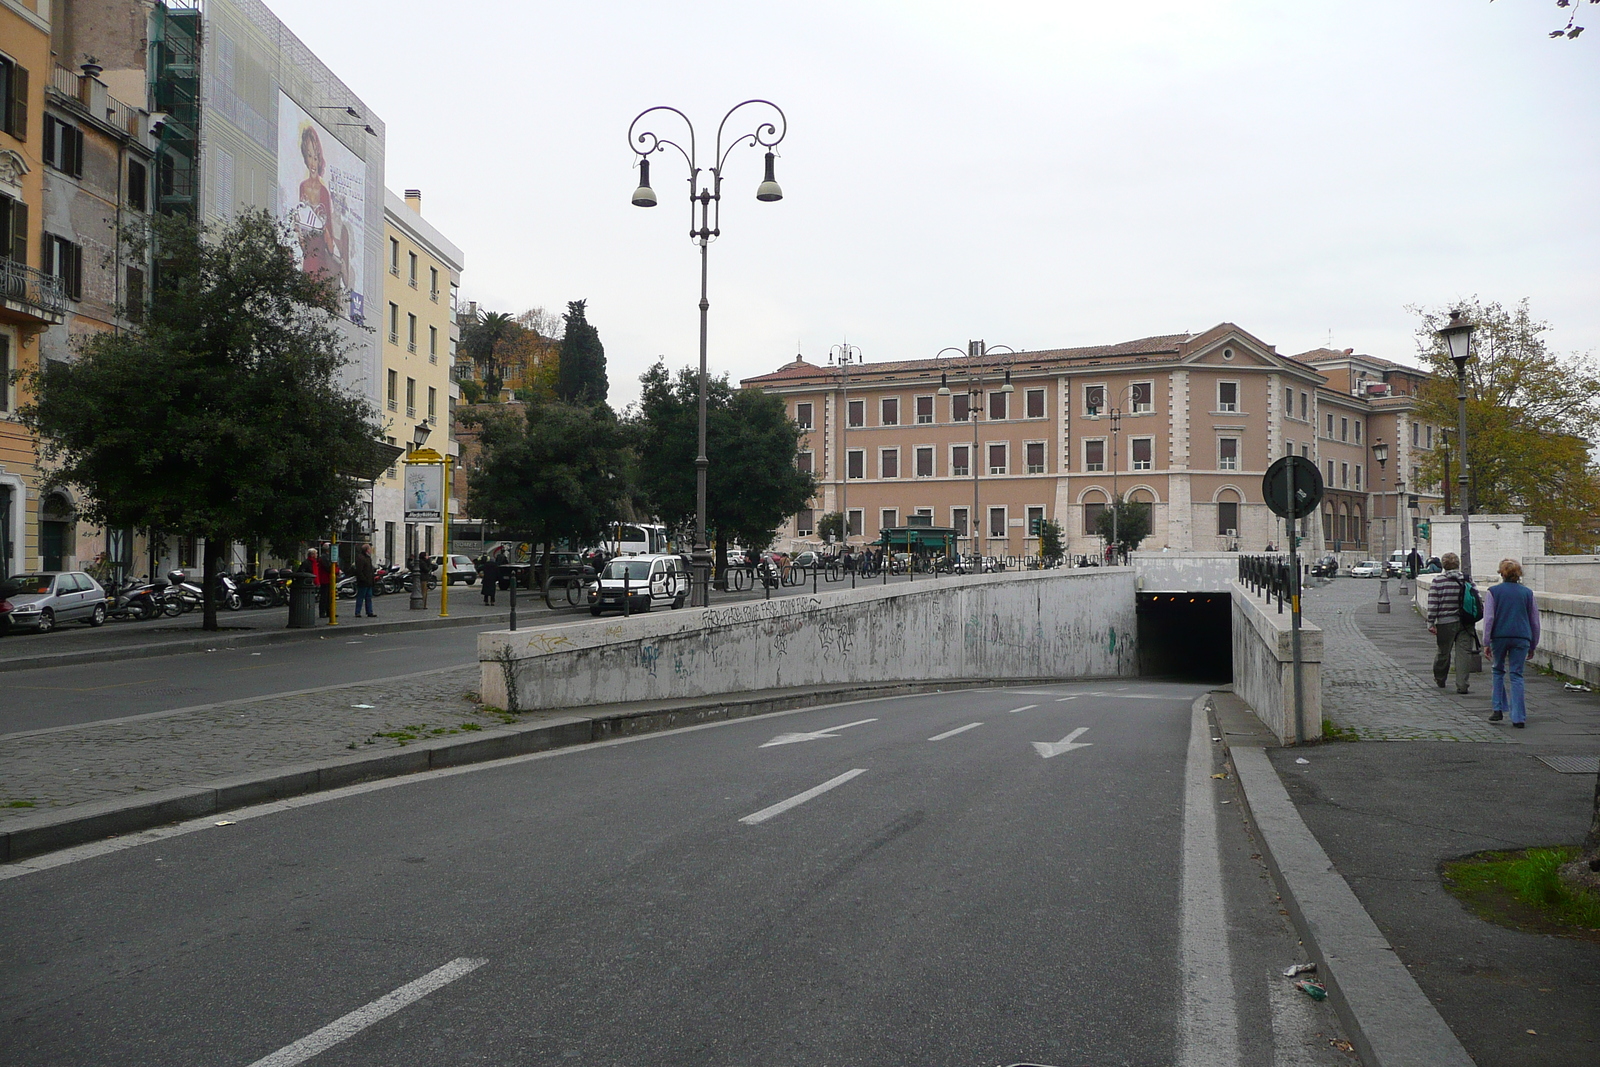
[1534,755,1600,774]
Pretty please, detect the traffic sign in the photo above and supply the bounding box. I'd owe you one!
[1262,456,1325,520]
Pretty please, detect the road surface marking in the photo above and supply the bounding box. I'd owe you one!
[760,718,878,748]
[1055,696,1077,702]
[1006,704,1039,714]
[739,769,866,824]
[244,957,487,1067]
[928,722,983,741]
[1032,727,1093,758]
[1178,695,1240,1066]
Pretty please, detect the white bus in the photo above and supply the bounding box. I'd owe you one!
[608,522,671,557]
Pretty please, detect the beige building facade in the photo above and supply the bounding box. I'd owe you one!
[744,324,1448,562]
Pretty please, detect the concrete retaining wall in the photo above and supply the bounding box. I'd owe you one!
[479,568,1140,711]
[1231,581,1322,744]
[1523,556,1600,598]
[1131,551,1240,593]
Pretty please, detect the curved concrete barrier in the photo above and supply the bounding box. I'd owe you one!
[478,568,1139,711]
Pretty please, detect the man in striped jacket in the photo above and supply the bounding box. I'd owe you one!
[1426,552,1473,694]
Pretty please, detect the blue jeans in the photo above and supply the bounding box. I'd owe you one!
[354,585,375,617]
[1491,637,1530,723]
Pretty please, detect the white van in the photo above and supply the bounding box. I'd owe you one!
[588,554,688,615]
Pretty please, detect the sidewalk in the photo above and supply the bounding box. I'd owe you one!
[1258,577,1599,1066]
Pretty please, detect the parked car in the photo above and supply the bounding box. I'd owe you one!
[1310,555,1339,578]
[428,554,478,585]
[0,571,108,633]
[588,554,688,615]
[1349,560,1385,578]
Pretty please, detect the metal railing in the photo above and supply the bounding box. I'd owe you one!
[1,260,67,319]
[1239,554,1297,613]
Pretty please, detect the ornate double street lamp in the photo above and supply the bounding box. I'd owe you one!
[828,343,863,550]
[1373,438,1391,613]
[1436,310,1476,583]
[628,100,787,606]
[937,341,1015,560]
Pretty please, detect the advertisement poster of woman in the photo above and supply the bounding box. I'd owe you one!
[277,92,367,325]
[404,464,442,522]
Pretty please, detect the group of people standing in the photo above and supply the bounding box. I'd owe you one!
[1426,553,1542,727]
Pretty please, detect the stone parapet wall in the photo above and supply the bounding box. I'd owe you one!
[1413,573,1600,686]
[479,569,1139,711]
[1231,581,1323,744]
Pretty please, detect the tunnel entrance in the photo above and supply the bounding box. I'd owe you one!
[1136,591,1233,682]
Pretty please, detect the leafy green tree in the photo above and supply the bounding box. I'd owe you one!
[629,362,816,578]
[1038,518,1065,565]
[1096,500,1152,556]
[557,300,608,404]
[1409,298,1600,553]
[19,210,381,630]
[817,512,845,543]
[459,310,520,401]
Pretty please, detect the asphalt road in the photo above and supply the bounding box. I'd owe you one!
[0,684,1351,1066]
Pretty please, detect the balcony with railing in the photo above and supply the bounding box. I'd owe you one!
[1,260,68,326]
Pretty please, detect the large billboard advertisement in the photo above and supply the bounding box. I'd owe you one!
[277,91,367,325]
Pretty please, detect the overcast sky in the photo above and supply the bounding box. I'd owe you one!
[269,0,1598,409]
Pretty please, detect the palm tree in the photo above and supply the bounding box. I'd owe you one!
[461,310,518,401]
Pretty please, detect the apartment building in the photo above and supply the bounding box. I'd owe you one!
[377,187,462,567]
[744,323,1447,561]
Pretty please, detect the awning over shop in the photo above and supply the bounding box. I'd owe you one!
[873,526,960,549]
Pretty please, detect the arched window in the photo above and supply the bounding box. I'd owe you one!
[1082,490,1107,535]
[1216,488,1240,537]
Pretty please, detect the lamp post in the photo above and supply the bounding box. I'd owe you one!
[1437,310,1475,583]
[628,100,787,607]
[937,341,1015,562]
[1373,439,1390,613]
[828,343,862,550]
[1397,469,1409,598]
[1104,384,1141,564]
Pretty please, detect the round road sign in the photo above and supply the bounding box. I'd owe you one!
[1262,456,1325,520]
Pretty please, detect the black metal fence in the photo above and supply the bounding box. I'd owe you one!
[1238,554,1297,613]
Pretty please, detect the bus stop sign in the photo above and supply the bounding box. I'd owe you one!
[1263,456,1325,520]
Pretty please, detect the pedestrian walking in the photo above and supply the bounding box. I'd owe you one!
[482,548,504,606]
[1484,558,1541,728]
[351,543,377,618]
[1406,547,1423,578]
[1426,551,1474,694]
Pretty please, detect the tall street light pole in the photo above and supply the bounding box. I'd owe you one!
[628,100,787,607]
[1437,311,1476,583]
[937,341,1014,562]
[1373,439,1390,613]
[828,343,862,550]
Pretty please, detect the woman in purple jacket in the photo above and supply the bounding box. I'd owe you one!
[1483,559,1542,728]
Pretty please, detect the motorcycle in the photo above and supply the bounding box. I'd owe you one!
[235,570,284,608]
[106,576,162,621]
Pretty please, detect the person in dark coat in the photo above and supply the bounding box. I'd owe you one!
[482,548,504,606]
[351,543,378,618]
[1484,558,1542,728]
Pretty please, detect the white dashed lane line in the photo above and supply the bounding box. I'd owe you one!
[928,722,983,742]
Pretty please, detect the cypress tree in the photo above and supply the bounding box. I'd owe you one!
[557,300,608,404]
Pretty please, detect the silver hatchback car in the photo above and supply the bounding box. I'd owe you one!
[2,571,108,633]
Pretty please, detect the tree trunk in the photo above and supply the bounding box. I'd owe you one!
[201,536,222,632]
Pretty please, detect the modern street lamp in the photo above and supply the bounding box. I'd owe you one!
[1373,438,1391,613]
[1437,310,1476,583]
[628,100,787,607]
[828,343,862,551]
[937,341,1015,562]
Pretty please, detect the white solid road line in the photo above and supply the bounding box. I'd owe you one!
[739,769,867,825]
[244,957,487,1067]
[1178,695,1241,1067]
[760,717,878,747]
[1005,704,1039,714]
[928,722,983,741]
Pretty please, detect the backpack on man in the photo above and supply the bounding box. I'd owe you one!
[1460,579,1483,625]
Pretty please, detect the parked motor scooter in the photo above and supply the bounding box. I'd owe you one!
[106,576,161,621]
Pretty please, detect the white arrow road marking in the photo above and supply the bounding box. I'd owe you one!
[760,718,878,748]
[928,722,984,741]
[1006,704,1039,714]
[1032,727,1093,758]
[739,769,867,824]
[245,957,487,1067]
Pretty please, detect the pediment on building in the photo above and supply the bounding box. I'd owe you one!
[1179,323,1312,378]
[0,150,29,193]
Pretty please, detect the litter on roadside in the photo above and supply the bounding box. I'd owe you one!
[1293,979,1327,1001]
[1295,757,1310,764]
[1282,962,1317,977]
[351,704,375,709]
[1563,683,1591,692]
[1210,772,1229,780]
[214,820,235,826]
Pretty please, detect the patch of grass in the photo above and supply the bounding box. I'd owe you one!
[1442,847,1600,941]
[1320,719,1360,743]
[3,798,36,808]
[460,722,482,731]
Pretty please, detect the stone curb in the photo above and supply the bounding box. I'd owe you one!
[0,675,1044,864]
[1218,709,1475,1067]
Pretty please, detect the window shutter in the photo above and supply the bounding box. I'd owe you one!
[10,199,26,264]
[42,115,57,167]
[125,266,145,321]
[8,65,27,140]
[68,241,82,299]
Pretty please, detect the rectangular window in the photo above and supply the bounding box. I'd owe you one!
[406,377,416,418]
[1218,438,1238,470]
[1027,505,1045,537]
[388,303,399,343]
[1218,381,1239,412]
[1411,423,1419,447]
[1284,386,1293,415]
[881,508,898,531]
[848,399,864,428]
[1340,417,1348,442]
[1025,388,1045,419]
[1285,440,1294,457]
[795,402,813,429]
[881,397,899,425]
[952,507,969,537]
[429,326,438,363]
[912,507,934,526]
[124,266,144,323]
[951,444,970,477]
[407,314,417,352]
[387,369,398,411]
[1301,443,1309,459]
[42,115,84,177]
[1300,392,1308,419]
[385,521,396,563]
[1354,464,1362,490]
[796,509,815,536]
[429,267,439,300]
[989,506,1007,537]
[989,390,1007,421]
[952,393,970,422]
[1131,381,1153,414]
[1084,501,1105,536]
[1085,384,1104,417]
[1353,421,1362,444]
[389,237,400,274]
[1340,462,1349,488]
[1085,439,1105,472]
[847,449,864,480]
[988,443,1007,475]
[1326,459,1334,485]
[1426,425,1433,448]
[1326,413,1334,437]
[1026,441,1045,473]
[408,251,418,287]
[427,386,437,420]
[915,446,934,477]
[880,448,899,479]
[1132,437,1153,471]
[847,510,863,537]
[1218,501,1238,536]
[127,159,148,211]
[43,234,83,299]
[796,450,813,474]
[915,395,934,424]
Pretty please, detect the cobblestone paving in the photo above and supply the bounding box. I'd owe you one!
[0,666,512,820]
[1301,578,1509,743]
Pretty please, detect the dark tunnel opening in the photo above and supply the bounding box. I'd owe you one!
[1136,591,1233,682]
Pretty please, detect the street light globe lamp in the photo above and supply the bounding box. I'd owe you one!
[1372,438,1390,613]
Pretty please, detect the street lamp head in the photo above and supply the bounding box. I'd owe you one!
[412,419,433,450]
[937,371,951,397]
[1437,309,1474,372]
[630,157,658,208]
[1372,439,1388,467]
[1000,368,1014,394]
[755,151,783,202]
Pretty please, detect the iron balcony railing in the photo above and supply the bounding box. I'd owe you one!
[1,260,67,320]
